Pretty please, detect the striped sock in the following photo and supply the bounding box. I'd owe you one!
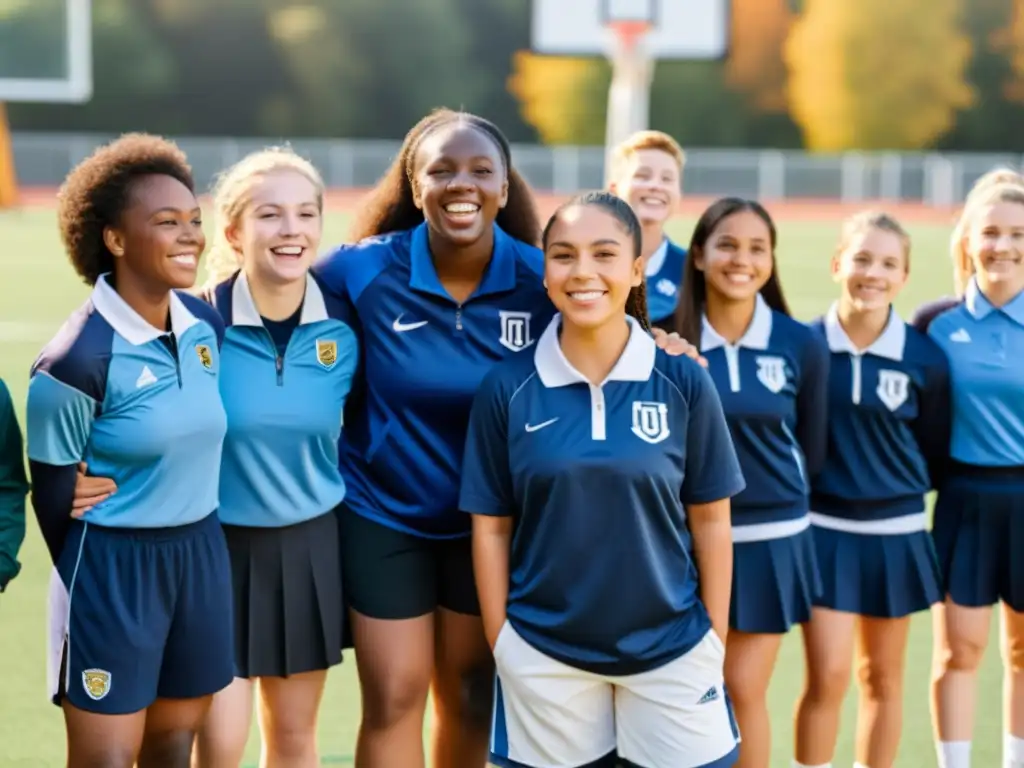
[937,741,970,768]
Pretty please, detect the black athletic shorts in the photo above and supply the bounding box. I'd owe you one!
[338,505,480,620]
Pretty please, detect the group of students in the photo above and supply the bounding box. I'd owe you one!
[0,109,1020,768]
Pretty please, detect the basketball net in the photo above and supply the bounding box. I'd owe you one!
[604,21,655,186]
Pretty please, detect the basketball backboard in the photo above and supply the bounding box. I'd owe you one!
[0,0,92,103]
[531,0,729,60]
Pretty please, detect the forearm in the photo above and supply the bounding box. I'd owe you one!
[0,492,26,589]
[689,504,733,640]
[471,515,512,649]
[28,461,77,565]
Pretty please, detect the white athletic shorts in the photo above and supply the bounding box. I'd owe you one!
[489,622,740,768]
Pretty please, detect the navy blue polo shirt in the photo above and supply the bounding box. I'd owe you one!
[645,238,687,325]
[928,278,1024,467]
[314,222,554,538]
[701,294,829,538]
[459,315,745,676]
[26,275,227,545]
[810,304,951,527]
[209,271,359,527]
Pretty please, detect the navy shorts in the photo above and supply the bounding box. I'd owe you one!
[48,512,234,714]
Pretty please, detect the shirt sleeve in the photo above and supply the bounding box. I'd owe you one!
[0,381,28,591]
[911,355,953,490]
[680,364,746,505]
[459,369,515,517]
[796,332,831,481]
[26,371,97,564]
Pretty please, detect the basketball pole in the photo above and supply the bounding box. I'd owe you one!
[0,102,18,209]
[603,24,655,187]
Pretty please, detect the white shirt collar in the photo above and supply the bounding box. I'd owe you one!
[700,293,773,351]
[645,239,670,278]
[534,314,656,388]
[90,273,199,346]
[230,271,328,327]
[824,302,906,360]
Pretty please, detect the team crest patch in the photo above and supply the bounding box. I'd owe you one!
[876,369,910,411]
[631,401,670,445]
[656,278,677,297]
[755,355,787,394]
[195,344,213,371]
[316,339,338,369]
[499,310,534,352]
[82,669,111,701]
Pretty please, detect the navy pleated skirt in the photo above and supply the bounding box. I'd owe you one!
[730,526,821,634]
[811,523,942,618]
[932,467,1024,612]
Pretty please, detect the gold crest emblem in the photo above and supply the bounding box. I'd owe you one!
[195,344,213,371]
[82,669,111,700]
[316,339,338,369]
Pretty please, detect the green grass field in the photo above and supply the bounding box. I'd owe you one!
[0,207,1006,766]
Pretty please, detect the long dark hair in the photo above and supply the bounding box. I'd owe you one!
[348,108,541,245]
[542,190,650,331]
[674,197,791,346]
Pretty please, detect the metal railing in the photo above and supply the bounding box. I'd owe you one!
[11,132,1024,205]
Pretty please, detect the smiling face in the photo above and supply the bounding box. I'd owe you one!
[544,204,643,332]
[411,122,509,248]
[695,210,774,304]
[227,168,322,286]
[964,200,1024,296]
[107,174,205,291]
[833,226,908,311]
[611,148,681,227]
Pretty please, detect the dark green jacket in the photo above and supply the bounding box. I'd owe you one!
[0,379,28,591]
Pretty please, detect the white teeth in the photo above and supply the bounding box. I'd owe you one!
[641,197,666,205]
[170,254,196,266]
[568,291,604,301]
[724,273,752,283]
[445,203,479,214]
[272,246,303,256]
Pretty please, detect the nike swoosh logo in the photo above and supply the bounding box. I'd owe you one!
[525,418,558,433]
[393,315,428,332]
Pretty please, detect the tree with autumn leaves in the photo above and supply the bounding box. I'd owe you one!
[785,0,974,150]
[511,0,989,152]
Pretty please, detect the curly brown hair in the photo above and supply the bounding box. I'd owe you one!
[348,108,541,246]
[57,133,195,286]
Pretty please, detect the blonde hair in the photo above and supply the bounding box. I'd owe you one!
[951,177,1024,296]
[609,130,686,183]
[203,146,325,289]
[837,210,911,267]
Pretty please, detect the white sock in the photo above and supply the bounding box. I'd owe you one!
[854,763,870,768]
[792,762,831,768]
[1004,733,1024,767]
[937,740,971,768]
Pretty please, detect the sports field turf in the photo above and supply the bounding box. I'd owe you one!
[0,206,1006,766]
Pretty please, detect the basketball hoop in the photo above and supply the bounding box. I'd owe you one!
[606,20,652,60]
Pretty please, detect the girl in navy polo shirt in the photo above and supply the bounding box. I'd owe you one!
[675,197,829,768]
[795,212,950,768]
[315,110,697,767]
[462,191,744,768]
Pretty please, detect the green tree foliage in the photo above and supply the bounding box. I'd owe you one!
[786,0,974,150]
